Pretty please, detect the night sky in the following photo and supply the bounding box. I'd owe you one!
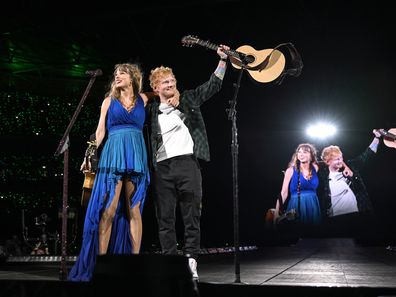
[1,0,396,251]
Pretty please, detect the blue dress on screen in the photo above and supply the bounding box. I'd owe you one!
[68,95,150,281]
[286,166,321,225]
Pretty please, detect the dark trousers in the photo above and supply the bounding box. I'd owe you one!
[153,154,202,259]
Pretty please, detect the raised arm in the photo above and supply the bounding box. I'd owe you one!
[214,45,229,80]
[347,129,382,171]
[369,129,382,153]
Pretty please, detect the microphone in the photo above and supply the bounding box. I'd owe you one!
[85,69,103,77]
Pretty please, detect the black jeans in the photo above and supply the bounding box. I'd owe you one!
[153,154,202,259]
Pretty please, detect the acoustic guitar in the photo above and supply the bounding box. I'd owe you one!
[81,141,97,207]
[265,208,297,227]
[376,128,396,149]
[181,35,286,83]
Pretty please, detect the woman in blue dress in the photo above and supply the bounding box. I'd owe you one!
[275,143,321,225]
[68,63,152,281]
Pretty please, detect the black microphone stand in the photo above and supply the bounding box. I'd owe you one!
[54,71,100,280]
[227,58,249,284]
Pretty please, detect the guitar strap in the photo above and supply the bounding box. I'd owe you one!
[296,162,301,220]
[273,42,304,85]
[278,193,285,216]
[297,170,301,219]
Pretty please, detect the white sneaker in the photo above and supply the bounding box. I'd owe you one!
[188,258,199,280]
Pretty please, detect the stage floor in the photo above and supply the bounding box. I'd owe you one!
[198,237,396,286]
[2,237,396,296]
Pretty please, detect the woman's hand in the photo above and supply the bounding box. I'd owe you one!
[80,159,92,173]
[167,89,180,108]
[342,162,353,177]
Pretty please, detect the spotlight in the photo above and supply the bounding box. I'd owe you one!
[306,123,337,139]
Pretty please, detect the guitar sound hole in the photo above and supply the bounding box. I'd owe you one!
[245,55,255,64]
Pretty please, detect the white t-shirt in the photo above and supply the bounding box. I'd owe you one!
[156,103,194,162]
[328,171,359,217]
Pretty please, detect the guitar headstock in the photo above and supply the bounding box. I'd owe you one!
[181,35,200,47]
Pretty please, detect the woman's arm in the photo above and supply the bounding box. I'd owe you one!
[141,90,179,107]
[81,97,110,172]
[95,97,111,148]
[275,166,293,219]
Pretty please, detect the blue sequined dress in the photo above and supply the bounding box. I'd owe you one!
[286,166,321,225]
[68,95,150,281]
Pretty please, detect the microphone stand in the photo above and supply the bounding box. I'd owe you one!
[54,71,100,280]
[227,58,248,284]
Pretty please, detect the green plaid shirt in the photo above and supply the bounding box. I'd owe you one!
[146,73,223,170]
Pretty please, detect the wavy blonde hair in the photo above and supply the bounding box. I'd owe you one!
[148,66,176,91]
[107,63,143,100]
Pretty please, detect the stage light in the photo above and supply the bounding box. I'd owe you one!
[306,123,337,139]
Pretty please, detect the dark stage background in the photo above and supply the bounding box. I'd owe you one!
[1,0,396,256]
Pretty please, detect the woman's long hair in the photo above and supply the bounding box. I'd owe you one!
[289,143,318,180]
[106,63,143,101]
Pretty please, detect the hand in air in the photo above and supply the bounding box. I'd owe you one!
[373,129,382,138]
[217,44,230,60]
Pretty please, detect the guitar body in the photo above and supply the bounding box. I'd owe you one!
[376,128,396,149]
[230,45,286,83]
[265,208,275,226]
[81,172,95,207]
[265,208,297,227]
[383,128,396,149]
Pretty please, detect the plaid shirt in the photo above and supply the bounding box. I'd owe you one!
[146,73,223,170]
[318,147,376,217]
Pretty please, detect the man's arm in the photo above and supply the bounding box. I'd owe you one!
[348,129,382,170]
[181,45,230,106]
[214,44,229,80]
[214,60,227,80]
[369,129,381,153]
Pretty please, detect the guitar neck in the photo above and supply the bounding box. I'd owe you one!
[378,129,396,140]
[194,39,241,60]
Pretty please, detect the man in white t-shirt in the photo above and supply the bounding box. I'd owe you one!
[318,129,382,234]
[146,45,229,280]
